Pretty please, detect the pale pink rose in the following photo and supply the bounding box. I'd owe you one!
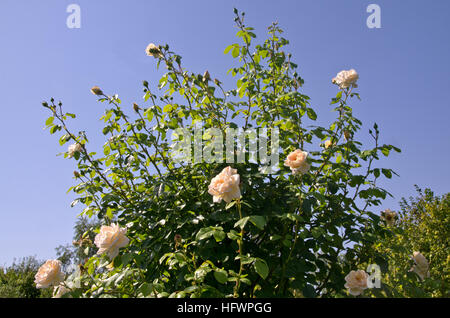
[34,260,65,289]
[284,149,310,175]
[208,166,241,203]
[145,43,162,58]
[344,270,368,296]
[324,140,332,149]
[410,251,430,280]
[332,69,359,89]
[94,223,130,260]
[381,209,397,227]
[67,143,82,158]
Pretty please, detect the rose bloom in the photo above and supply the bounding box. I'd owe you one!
[52,283,70,298]
[381,209,397,227]
[94,223,130,260]
[34,260,65,289]
[284,149,310,175]
[344,270,368,296]
[67,143,82,158]
[410,251,430,280]
[208,166,241,203]
[324,140,332,149]
[145,43,162,58]
[332,69,359,89]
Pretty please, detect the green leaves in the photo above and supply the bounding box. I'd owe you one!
[196,227,226,242]
[253,258,269,280]
[39,9,405,299]
[213,269,228,284]
[234,215,266,230]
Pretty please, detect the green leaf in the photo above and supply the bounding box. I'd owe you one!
[196,227,214,241]
[227,230,240,240]
[231,46,240,58]
[234,216,250,230]
[213,228,226,242]
[213,269,228,284]
[249,215,266,230]
[224,44,235,55]
[306,108,317,120]
[381,168,392,179]
[45,116,54,126]
[254,259,269,280]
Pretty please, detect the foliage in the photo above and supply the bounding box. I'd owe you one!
[365,187,449,297]
[55,217,102,273]
[0,256,52,298]
[40,9,402,298]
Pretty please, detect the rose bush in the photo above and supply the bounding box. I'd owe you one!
[40,10,405,298]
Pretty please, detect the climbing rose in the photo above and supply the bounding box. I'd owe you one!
[208,166,241,203]
[344,270,368,296]
[52,283,70,298]
[324,140,332,149]
[381,209,397,227]
[67,143,82,158]
[284,149,310,175]
[410,251,430,280]
[94,223,130,260]
[34,260,65,289]
[145,43,162,58]
[332,69,359,89]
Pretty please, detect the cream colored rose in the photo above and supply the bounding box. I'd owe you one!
[410,251,430,280]
[67,143,82,158]
[332,69,359,89]
[52,283,70,298]
[381,209,397,227]
[284,149,310,175]
[208,166,241,203]
[34,260,65,289]
[344,270,368,296]
[145,43,162,58]
[94,223,130,260]
[324,140,332,149]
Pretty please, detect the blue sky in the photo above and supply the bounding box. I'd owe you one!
[0,0,449,266]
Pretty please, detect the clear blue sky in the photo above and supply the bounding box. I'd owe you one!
[0,0,449,266]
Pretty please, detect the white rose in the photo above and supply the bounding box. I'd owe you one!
[34,260,65,289]
[381,209,397,227]
[410,251,430,280]
[52,283,70,298]
[208,166,241,203]
[67,143,82,158]
[332,69,359,89]
[94,223,130,260]
[344,270,368,296]
[145,43,162,58]
[284,149,310,175]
